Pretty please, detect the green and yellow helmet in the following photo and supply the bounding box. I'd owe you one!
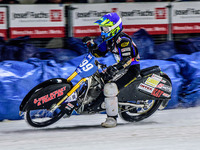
[94,12,122,41]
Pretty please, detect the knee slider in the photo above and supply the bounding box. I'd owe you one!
[104,82,118,97]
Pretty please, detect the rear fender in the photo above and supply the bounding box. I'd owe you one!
[118,71,172,102]
[20,78,73,112]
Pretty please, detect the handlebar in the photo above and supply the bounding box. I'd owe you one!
[95,60,107,70]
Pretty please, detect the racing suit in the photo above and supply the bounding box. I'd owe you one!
[92,31,140,89]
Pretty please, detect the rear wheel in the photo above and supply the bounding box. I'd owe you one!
[119,100,162,122]
[25,108,65,128]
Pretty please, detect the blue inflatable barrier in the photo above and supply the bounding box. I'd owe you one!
[1,36,38,61]
[36,48,80,63]
[170,52,200,107]
[64,37,88,55]
[154,41,178,60]
[0,59,43,120]
[175,37,200,54]
[132,29,156,60]
[0,37,5,61]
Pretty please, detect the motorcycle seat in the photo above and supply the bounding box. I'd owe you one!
[140,65,161,77]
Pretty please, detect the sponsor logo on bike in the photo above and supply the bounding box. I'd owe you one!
[151,74,162,81]
[33,86,66,106]
[162,92,170,98]
[64,92,77,103]
[145,77,160,87]
[161,79,166,83]
[157,83,172,92]
[151,88,164,98]
[157,83,164,88]
[145,74,162,87]
[65,102,74,110]
[138,83,154,93]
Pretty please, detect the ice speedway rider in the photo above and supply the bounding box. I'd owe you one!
[82,12,140,128]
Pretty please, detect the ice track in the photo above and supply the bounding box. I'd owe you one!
[0,107,200,150]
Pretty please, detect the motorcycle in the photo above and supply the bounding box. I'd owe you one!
[19,53,172,128]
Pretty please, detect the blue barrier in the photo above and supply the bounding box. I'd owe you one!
[36,48,80,63]
[154,41,178,60]
[1,36,38,61]
[132,29,156,59]
[175,37,200,54]
[0,60,42,120]
[64,37,88,55]
[170,52,200,107]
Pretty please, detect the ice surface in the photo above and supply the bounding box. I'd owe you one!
[0,107,200,150]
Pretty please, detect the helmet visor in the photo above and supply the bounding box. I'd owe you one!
[100,26,110,33]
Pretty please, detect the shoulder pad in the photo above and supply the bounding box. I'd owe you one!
[119,37,131,48]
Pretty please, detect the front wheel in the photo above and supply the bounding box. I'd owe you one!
[25,108,65,128]
[119,100,162,122]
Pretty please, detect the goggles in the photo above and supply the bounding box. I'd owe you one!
[100,26,110,33]
[99,18,122,33]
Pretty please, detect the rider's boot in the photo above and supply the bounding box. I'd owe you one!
[101,82,118,128]
[101,116,117,128]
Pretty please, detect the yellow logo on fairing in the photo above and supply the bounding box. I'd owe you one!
[121,42,129,47]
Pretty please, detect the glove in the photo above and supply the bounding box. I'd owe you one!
[107,66,118,76]
[103,66,118,81]
[82,36,99,57]
[82,36,96,49]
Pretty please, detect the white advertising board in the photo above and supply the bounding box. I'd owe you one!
[9,5,65,38]
[71,3,169,37]
[0,7,7,39]
[172,2,200,34]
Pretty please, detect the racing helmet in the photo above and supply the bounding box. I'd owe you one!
[94,12,122,41]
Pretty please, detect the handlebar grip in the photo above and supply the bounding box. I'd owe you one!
[95,60,107,69]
